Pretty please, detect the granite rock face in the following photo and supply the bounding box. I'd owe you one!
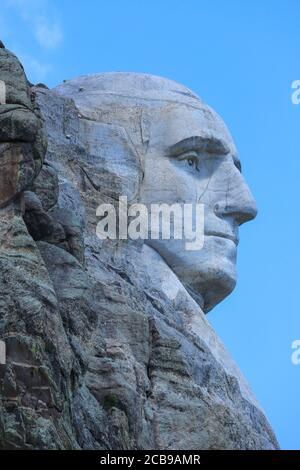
[0,46,46,208]
[0,47,279,449]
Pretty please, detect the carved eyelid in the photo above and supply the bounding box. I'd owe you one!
[174,151,200,172]
[176,150,199,160]
[175,148,242,174]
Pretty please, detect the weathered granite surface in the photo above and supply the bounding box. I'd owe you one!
[0,45,279,449]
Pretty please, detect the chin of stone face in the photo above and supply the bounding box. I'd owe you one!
[0,44,278,452]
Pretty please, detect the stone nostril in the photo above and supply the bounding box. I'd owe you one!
[239,204,258,225]
[233,203,258,226]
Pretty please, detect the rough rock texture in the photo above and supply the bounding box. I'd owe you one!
[0,46,46,208]
[0,47,279,449]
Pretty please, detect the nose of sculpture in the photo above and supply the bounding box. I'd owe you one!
[214,167,258,227]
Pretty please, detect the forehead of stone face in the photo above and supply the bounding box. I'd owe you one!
[54,72,237,156]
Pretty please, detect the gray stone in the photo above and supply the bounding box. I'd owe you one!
[32,163,59,212]
[0,47,46,208]
[0,49,279,450]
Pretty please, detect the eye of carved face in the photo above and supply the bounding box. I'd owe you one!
[177,151,200,172]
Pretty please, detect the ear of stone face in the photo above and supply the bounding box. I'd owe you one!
[0,46,47,208]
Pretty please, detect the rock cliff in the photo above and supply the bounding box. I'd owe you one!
[0,45,279,450]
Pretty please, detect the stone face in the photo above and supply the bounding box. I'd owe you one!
[54,73,257,313]
[0,49,279,450]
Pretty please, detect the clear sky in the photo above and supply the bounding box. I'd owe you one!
[1,0,299,449]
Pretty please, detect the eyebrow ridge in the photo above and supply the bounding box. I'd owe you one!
[168,135,230,156]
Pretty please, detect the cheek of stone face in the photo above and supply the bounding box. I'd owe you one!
[141,153,210,205]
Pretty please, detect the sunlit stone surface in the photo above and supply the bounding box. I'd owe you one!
[0,47,278,449]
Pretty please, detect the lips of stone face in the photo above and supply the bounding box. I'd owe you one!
[0,44,47,208]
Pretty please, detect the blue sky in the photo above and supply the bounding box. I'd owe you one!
[1,0,299,449]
